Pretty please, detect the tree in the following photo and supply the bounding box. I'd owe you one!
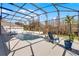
[43,20,49,34]
[65,15,74,41]
[15,22,24,27]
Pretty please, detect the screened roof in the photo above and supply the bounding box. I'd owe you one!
[0,3,79,23]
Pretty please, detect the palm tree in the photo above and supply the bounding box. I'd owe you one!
[65,15,74,41]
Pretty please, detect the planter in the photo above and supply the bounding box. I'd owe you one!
[64,40,72,49]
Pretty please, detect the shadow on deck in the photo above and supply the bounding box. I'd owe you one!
[0,26,14,56]
[57,44,79,56]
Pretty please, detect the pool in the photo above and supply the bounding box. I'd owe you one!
[16,33,43,41]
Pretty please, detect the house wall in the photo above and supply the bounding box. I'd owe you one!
[1,25,23,34]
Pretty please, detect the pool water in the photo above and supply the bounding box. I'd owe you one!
[16,34,42,40]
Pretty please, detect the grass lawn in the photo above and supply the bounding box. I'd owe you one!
[58,35,79,41]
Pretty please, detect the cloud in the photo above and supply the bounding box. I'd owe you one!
[25,13,37,19]
[18,9,34,13]
[0,9,8,12]
[18,9,38,20]
[13,17,21,20]
[28,9,34,12]
[25,16,31,18]
[18,9,28,13]
[53,17,57,19]
[0,9,14,15]
[30,13,37,17]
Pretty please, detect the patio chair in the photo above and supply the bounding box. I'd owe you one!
[48,32,60,43]
[48,32,54,42]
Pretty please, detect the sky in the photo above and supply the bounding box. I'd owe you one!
[1,3,79,23]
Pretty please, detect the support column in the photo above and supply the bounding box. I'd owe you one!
[52,4,60,35]
[45,13,49,33]
[55,10,60,35]
[0,3,2,35]
[0,16,1,35]
[78,11,79,40]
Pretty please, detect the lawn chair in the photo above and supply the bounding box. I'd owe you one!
[48,32,60,43]
[48,32,54,43]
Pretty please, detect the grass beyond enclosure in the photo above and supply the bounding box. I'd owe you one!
[58,35,79,40]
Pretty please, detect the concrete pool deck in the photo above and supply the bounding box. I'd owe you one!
[0,32,79,56]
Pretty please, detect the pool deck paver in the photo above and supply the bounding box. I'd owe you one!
[0,33,79,56]
[0,36,6,56]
